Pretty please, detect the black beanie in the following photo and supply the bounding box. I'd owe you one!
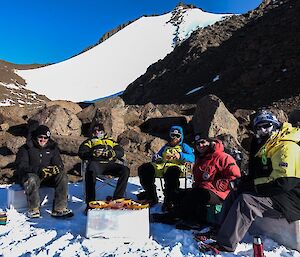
[33,125,51,138]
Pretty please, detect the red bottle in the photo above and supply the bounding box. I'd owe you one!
[253,236,264,257]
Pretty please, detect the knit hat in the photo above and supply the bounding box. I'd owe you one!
[33,125,51,138]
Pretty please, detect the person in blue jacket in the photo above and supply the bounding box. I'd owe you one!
[138,125,195,210]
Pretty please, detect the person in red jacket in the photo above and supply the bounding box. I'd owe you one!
[152,134,241,228]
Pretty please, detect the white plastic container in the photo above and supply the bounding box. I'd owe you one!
[86,207,150,241]
[7,184,54,211]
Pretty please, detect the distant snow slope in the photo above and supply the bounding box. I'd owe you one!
[16,7,229,102]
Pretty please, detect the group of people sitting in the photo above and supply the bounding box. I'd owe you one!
[15,110,300,252]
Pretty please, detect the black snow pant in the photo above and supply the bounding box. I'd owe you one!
[174,188,222,224]
[138,162,181,203]
[85,161,130,204]
[215,190,283,251]
[22,171,68,211]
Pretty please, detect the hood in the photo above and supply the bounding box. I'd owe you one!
[170,125,184,144]
[256,122,300,157]
[212,139,224,153]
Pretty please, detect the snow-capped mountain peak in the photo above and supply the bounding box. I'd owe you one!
[15,6,230,103]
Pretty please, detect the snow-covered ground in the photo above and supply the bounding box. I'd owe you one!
[16,7,229,102]
[0,177,299,257]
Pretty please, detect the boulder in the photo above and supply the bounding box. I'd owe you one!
[29,105,82,137]
[61,154,81,174]
[5,135,26,154]
[53,135,86,155]
[149,137,166,154]
[192,94,239,141]
[91,97,127,138]
[0,123,9,132]
[45,100,82,114]
[0,106,42,126]
[288,109,300,126]
[139,103,162,121]
[0,155,16,168]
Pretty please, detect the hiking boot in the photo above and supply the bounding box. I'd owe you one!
[198,242,233,253]
[137,191,158,207]
[27,208,40,218]
[51,208,74,218]
[161,201,175,212]
[193,227,218,242]
[136,191,148,200]
[151,212,180,225]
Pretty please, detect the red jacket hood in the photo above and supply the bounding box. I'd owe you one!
[211,139,224,154]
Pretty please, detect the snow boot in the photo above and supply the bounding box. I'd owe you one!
[51,208,74,218]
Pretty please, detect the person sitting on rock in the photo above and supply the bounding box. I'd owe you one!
[137,125,195,209]
[16,125,72,218]
[152,135,241,228]
[198,110,300,253]
[78,123,130,211]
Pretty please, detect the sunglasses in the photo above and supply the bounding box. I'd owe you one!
[38,135,49,140]
[170,133,181,139]
[196,139,207,144]
[256,123,273,130]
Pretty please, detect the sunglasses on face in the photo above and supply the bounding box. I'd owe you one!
[197,139,207,145]
[256,123,273,130]
[38,135,49,140]
[170,133,181,139]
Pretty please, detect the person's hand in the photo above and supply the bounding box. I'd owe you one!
[93,148,103,157]
[40,166,60,179]
[173,152,181,160]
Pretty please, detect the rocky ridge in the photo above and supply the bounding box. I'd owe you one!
[122,0,300,114]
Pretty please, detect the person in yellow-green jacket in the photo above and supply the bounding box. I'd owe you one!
[137,125,195,210]
[199,110,300,253]
[78,123,130,208]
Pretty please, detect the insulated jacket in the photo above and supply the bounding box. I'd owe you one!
[251,122,300,222]
[78,134,124,163]
[193,139,241,200]
[152,126,195,177]
[16,138,63,183]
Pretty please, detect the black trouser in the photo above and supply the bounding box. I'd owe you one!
[174,188,222,223]
[85,161,130,203]
[138,162,181,203]
[22,172,68,211]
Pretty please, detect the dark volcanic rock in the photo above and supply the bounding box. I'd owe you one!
[122,0,300,114]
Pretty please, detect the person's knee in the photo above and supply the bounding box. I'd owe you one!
[164,166,181,178]
[138,163,154,178]
[23,175,39,193]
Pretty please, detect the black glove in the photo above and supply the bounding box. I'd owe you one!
[93,148,115,160]
[40,166,60,179]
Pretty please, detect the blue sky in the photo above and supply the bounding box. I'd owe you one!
[0,0,262,64]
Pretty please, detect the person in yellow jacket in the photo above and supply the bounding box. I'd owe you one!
[199,110,300,253]
[78,123,130,210]
[137,125,195,210]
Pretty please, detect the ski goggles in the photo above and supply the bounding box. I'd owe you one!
[256,122,273,130]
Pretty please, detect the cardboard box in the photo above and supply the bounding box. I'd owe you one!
[86,208,150,240]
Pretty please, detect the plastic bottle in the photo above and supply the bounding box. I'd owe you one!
[253,236,264,257]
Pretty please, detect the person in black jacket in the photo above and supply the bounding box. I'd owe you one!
[16,125,71,218]
[78,123,130,209]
